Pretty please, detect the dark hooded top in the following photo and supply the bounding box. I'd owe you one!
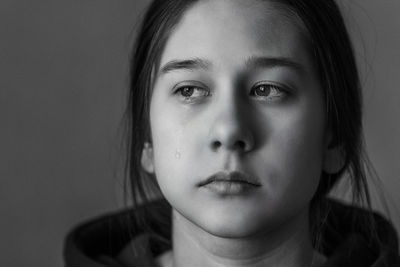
[64,198,400,267]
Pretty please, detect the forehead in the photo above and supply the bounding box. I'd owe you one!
[159,0,311,71]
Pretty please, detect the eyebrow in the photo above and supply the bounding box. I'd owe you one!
[245,56,305,73]
[158,56,305,75]
[159,57,211,75]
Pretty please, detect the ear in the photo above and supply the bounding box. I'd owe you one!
[141,142,155,173]
[323,134,345,174]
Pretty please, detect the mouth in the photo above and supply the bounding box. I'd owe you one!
[198,171,261,195]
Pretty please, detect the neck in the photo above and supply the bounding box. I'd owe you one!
[169,209,316,267]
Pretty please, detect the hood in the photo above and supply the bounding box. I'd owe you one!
[64,199,399,267]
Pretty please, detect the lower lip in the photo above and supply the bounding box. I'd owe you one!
[202,181,258,195]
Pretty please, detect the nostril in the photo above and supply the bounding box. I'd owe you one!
[211,140,222,151]
[211,140,248,152]
[234,140,246,151]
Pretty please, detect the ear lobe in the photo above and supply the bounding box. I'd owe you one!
[141,142,155,173]
[323,146,345,174]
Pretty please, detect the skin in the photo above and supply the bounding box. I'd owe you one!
[143,0,336,266]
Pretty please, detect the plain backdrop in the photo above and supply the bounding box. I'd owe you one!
[1,1,399,266]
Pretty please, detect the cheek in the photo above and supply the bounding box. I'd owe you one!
[150,117,182,179]
[150,96,208,176]
[267,101,326,201]
[149,106,199,199]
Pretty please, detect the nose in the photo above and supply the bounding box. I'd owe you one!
[208,98,255,153]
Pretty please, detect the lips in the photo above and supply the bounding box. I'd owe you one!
[198,171,261,195]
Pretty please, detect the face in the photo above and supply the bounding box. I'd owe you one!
[144,0,330,238]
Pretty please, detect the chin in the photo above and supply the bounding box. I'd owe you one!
[203,225,259,239]
[194,208,273,238]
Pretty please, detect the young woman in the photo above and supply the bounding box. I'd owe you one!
[64,0,400,266]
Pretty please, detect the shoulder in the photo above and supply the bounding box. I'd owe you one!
[320,198,400,266]
[63,200,171,267]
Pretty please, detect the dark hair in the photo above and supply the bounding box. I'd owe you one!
[126,0,378,250]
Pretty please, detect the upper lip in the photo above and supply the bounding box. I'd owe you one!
[198,171,261,187]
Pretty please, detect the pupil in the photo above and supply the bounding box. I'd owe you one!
[257,85,269,96]
[182,87,193,97]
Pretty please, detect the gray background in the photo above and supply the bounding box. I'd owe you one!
[1,1,399,266]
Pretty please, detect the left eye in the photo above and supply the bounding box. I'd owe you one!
[250,83,287,100]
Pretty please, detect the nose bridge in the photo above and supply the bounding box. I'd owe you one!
[208,83,254,152]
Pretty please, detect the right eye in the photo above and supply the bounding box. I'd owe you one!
[173,84,211,102]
